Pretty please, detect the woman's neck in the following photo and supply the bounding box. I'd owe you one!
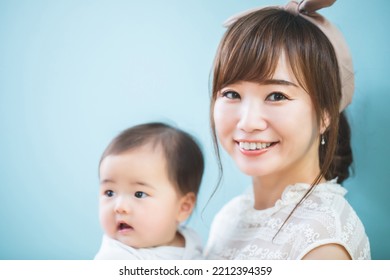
[252,176,290,210]
[251,166,324,210]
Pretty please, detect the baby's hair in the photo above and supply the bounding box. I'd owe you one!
[99,122,204,196]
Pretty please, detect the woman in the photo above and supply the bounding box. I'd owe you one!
[205,0,370,260]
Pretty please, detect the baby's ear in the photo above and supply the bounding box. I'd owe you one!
[177,192,196,223]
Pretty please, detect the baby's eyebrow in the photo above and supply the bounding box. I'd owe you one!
[100,178,115,184]
[262,79,298,87]
[133,181,156,190]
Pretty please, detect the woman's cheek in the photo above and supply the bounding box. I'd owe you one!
[214,101,234,131]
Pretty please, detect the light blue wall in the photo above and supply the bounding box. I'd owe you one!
[0,0,388,259]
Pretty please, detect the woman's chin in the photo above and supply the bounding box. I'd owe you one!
[236,164,270,177]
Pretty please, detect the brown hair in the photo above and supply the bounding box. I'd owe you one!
[100,122,204,196]
[210,8,353,220]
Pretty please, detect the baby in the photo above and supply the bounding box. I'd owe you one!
[94,122,204,259]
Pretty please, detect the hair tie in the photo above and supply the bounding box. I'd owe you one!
[223,0,353,111]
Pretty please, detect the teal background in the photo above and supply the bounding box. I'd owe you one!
[0,0,389,259]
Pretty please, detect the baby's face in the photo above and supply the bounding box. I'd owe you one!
[99,144,183,248]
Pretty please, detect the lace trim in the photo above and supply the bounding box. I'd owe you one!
[241,179,346,223]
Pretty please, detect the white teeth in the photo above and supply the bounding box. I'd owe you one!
[239,141,271,151]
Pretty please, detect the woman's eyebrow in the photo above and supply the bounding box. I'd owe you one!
[262,79,298,87]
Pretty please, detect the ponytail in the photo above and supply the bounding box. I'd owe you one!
[322,112,353,183]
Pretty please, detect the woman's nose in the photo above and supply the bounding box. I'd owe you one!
[237,101,267,133]
[115,196,131,214]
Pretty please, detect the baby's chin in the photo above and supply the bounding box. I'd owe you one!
[114,232,180,249]
[112,234,151,248]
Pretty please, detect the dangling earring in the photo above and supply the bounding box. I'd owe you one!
[321,134,325,145]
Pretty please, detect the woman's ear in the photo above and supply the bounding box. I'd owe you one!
[320,110,331,134]
[176,192,196,223]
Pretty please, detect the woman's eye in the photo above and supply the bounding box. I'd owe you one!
[222,90,240,99]
[104,190,114,197]
[266,92,288,101]
[134,191,148,199]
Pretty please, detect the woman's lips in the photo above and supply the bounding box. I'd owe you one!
[236,140,278,155]
[238,141,274,151]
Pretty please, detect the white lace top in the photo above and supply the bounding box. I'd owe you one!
[205,180,370,260]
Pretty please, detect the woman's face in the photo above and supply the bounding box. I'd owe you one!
[213,55,325,183]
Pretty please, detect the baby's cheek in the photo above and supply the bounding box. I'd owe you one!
[99,206,114,235]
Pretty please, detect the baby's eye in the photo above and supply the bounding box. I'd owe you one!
[134,191,148,199]
[222,90,241,100]
[266,92,288,101]
[104,190,114,197]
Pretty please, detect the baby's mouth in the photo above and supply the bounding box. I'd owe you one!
[118,222,133,231]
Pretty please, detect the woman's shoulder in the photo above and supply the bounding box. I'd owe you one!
[292,180,360,223]
[282,179,351,215]
[286,180,371,259]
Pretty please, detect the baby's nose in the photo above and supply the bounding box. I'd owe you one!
[114,196,132,214]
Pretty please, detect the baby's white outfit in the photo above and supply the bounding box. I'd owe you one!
[205,180,370,260]
[94,226,203,260]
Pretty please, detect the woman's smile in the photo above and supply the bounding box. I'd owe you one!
[235,140,278,156]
